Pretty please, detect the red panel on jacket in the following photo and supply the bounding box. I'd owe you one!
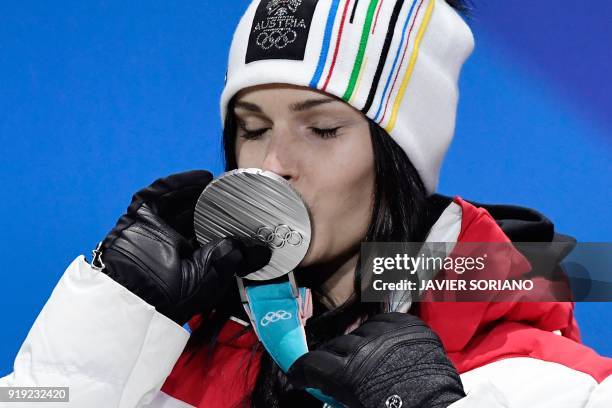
[162,316,263,408]
[162,197,612,407]
[419,197,612,383]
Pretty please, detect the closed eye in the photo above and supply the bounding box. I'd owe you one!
[238,120,269,140]
[239,128,268,140]
[310,127,341,139]
[237,122,341,140]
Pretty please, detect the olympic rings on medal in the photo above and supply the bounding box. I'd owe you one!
[256,28,298,50]
[260,310,292,327]
[255,224,303,249]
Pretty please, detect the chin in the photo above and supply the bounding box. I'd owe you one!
[293,258,325,289]
[297,234,332,267]
[297,248,318,268]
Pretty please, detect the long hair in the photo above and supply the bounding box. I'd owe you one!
[181,95,438,407]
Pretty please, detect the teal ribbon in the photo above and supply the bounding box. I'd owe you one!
[244,280,343,407]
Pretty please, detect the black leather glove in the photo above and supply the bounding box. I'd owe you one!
[287,312,465,408]
[94,170,271,326]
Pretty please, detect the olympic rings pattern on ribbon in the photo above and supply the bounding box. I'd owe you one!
[260,310,292,326]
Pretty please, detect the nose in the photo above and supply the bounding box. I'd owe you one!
[261,130,298,181]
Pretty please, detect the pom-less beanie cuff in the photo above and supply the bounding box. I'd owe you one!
[221,0,474,194]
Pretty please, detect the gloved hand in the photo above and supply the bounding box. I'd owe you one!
[93,170,271,326]
[287,312,465,408]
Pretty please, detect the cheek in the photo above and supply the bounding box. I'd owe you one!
[305,127,375,258]
[235,139,262,168]
[325,144,374,230]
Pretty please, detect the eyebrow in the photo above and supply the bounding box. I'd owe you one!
[289,98,336,112]
[234,98,337,114]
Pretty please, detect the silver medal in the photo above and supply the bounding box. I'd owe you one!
[194,168,311,281]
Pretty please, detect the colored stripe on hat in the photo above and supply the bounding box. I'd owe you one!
[349,56,368,104]
[350,0,361,23]
[379,0,425,124]
[361,0,406,114]
[372,0,419,121]
[310,0,341,88]
[371,0,385,34]
[321,0,353,91]
[342,0,380,101]
[385,0,434,132]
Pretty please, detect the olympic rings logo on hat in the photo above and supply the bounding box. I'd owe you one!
[255,224,303,249]
[260,310,292,327]
[256,28,298,50]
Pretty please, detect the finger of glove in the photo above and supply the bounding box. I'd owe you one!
[128,170,213,238]
[180,237,271,320]
[350,313,429,338]
[318,334,366,358]
[287,350,345,391]
[208,237,272,278]
[189,237,271,294]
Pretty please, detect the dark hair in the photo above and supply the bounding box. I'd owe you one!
[182,94,437,407]
[446,0,473,17]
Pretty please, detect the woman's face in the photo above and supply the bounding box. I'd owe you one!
[233,84,375,267]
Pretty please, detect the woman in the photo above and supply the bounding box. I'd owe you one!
[2,0,611,407]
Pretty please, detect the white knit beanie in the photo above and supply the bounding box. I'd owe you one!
[221,0,474,194]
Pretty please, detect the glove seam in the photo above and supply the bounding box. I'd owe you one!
[105,246,174,308]
[105,213,139,251]
[108,181,208,250]
[136,209,186,244]
[128,223,177,248]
